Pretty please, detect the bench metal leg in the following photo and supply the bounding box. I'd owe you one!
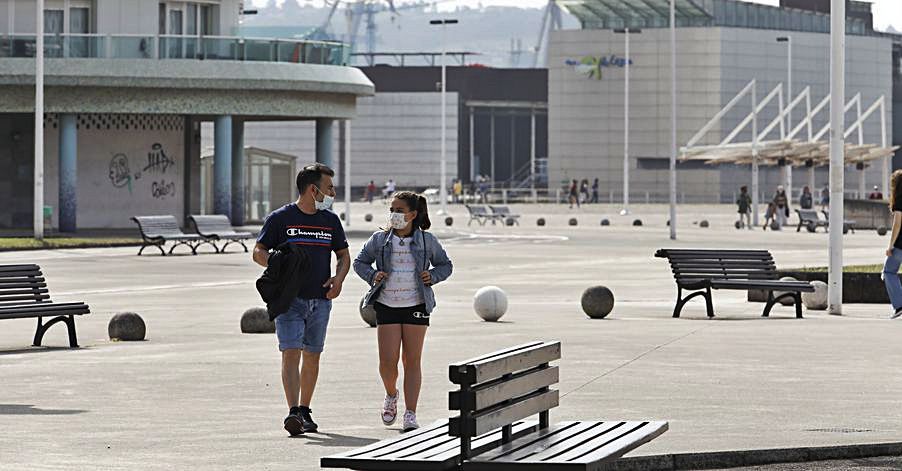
[168,241,198,255]
[673,287,714,318]
[34,315,79,348]
[763,291,803,318]
[194,240,218,254]
[137,242,165,256]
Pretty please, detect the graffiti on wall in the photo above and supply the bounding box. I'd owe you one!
[108,143,176,198]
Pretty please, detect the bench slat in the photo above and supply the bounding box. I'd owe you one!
[0,294,51,303]
[321,420,538,471]
[547,421,668,465]
[453,389,559,438]
[0,282,48,290]
[711,280,816,292]
[450,341,560,385]
[472,421,604,463]
[451,366,559,412]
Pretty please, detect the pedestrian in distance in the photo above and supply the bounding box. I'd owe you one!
[869,185,884,200]
[252,164,350,437]
[799,186,813,209]
[354,191,453,432]
[772,185,789,230]
[568,179,580,209]
[591,178,599,204]
[366,180,377,204]
[762,202,776,230]
[736,185,752,229]
[579,179,590,204]
[821,185,830,210]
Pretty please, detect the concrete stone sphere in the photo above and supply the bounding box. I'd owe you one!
[108,312,146,341]
[770,221,780,231]
[445,216,454,226]
[632,219,643,227]
[878,226,888,236]
[359,297,377,327]
[600,218,610,226]
[581,286,615,319]
[777,277,798,306]
[364,213,373,222]
[240,307,275,334]
[340,212,346,221]
[537,218,546,226]
[473,286,508,322]
[802,280,828,310]
[568,218,578,226]
[505,217,516,226]
[700,220,710,228]
[735,220,742,229]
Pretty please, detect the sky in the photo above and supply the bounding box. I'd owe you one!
[254,0,902,32]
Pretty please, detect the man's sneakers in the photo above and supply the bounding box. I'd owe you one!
[382,391,399,426]
[284,406,304,436]
[284,406,318,436]
[402,410,419,432]
[891,307,902,319]
[298,406,318,433]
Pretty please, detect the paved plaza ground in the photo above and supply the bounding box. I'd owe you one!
[1,203,901,470]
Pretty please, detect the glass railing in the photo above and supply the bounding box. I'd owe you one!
[0,33,348,65]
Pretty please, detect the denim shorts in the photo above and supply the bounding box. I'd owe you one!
[274,298,332,353]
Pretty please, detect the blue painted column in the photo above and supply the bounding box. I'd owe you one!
[58,114,78,233]
[316,118,334,168]
[231,119,245,225]
[214,116,233,217]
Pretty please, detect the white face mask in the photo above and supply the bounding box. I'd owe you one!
[314,187,334,211]
[389,212,409,230]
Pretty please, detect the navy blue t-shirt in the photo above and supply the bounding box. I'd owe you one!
[257,204,349,300]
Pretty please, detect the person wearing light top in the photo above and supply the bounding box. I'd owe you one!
[353,191,453,432]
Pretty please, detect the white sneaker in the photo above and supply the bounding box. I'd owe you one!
[382,391,399,426]
[402,410,419,432]
[891,308,902,320]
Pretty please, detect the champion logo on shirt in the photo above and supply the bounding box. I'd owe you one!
[285,225,333,247]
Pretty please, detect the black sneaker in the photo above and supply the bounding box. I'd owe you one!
[299,406,318,433]
[284,407,304,436]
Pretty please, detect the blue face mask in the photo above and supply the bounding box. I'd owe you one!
[314,186,334,211]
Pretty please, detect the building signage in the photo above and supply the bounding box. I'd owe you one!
[565,55,633,80]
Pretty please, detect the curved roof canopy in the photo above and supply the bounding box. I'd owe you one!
[558,0,713,29]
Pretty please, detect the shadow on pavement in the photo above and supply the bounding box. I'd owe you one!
[0,404,87,415]
[295,432,380,448]
[0,346,94,356]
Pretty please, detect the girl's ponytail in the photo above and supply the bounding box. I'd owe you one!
[416,195,431,230]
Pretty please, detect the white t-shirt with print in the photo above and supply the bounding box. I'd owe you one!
[377,235,425,308]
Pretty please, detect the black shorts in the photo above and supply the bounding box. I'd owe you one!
[374,302,430,326]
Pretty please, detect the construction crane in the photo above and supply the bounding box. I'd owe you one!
[311,0,450,55]
[533,0,562,68]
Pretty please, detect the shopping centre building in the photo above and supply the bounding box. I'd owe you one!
[549,0,899,203]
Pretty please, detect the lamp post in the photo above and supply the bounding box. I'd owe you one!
[777,36,793,198]
[828,0,845,315]
[614,28,641,216]
[669,0,677,240]
[430,18,458,216]
[34,0,45,241]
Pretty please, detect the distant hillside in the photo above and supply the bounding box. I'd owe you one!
[241,2,579,68]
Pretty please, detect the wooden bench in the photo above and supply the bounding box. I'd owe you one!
[655,249,815,319]
[0,264,90,348]
[467,205,502,226]
[188,214,255,253]
[795,209,828,233]
[131,215,209,256]
[322,341,668,471]
[489,206,521,226]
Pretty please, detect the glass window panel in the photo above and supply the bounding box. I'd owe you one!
[187,4,197,35]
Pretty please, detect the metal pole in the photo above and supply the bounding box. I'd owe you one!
[34,0,45,241]
[882,99,889,196]
[787,36,792,132]
[345,120,351,227]
[752,83,759,226]
[439,22,448,215]
[470,107,476,182]
[828,0,845,315]
[490,110,495,186]
[668,0,677,240]
[622,29,630,215]
[530,109,536,192]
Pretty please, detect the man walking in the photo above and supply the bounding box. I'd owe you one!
[253,164,350,436]
[736,185,752,229]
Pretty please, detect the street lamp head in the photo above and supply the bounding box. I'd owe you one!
[613,28,642,34]
[776,36,790,42]
[430,19,458,25]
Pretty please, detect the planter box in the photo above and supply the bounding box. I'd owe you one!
[748,271,892,304]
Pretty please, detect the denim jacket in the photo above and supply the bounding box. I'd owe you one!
[353,229,453,314]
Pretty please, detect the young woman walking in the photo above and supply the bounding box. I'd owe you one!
[354,191,453,431]
[884,170,902,319]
